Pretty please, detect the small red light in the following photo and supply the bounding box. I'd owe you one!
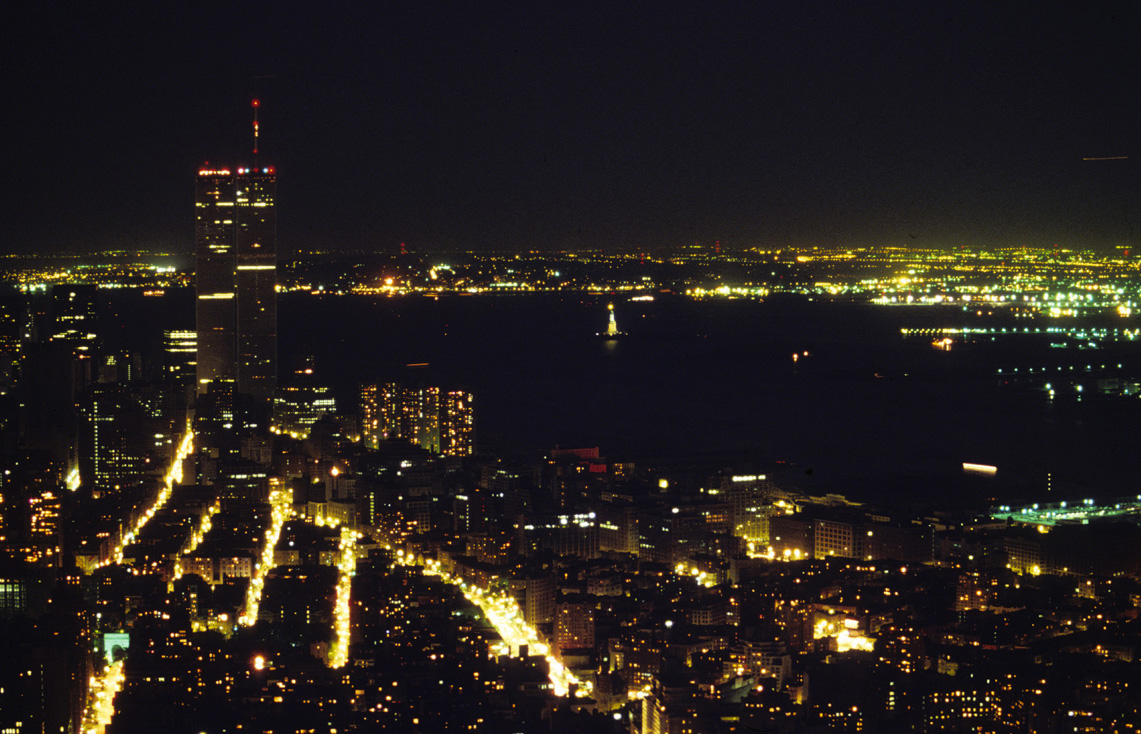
[252,99,260,108]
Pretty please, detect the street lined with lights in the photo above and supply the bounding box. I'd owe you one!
[399,551,590,698]
[169,497,220,585]
[238,486,293,627]
[81,660,124,734]
[328,526,358,668]
[108,427,195,566]
[82,429,195,727]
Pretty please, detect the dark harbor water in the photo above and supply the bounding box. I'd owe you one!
[111,290,1141,508]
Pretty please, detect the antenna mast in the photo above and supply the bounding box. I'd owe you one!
[251,99,260,157]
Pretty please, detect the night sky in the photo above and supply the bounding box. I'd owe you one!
[5,2,1141,255]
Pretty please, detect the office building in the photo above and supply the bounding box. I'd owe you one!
[49,284,98,353]
[512,573,554,628]
[273,360,336,436]
[79,382,148,493]
[164,329,197,393]
[195,162,276,403]
[0,295,22,386]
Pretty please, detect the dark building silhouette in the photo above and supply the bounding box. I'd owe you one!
[49,284,98,353]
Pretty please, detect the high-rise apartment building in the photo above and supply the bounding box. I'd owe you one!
[439,389,476,457]
[359,383,380,448]
[554,596,596,654]
[360,382,475,456]
[195,163,276,402]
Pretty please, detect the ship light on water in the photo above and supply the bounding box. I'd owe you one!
[963,462,997,475]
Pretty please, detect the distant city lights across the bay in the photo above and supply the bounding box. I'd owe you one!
[10,4,1141,726]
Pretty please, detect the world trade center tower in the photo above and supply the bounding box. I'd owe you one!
[195,162,277,403]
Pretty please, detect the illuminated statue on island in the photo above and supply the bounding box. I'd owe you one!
[599,303,624,338]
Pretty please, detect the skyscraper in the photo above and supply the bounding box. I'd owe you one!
[195,116,277,403]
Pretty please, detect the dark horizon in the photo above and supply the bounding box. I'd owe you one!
[5,3,1141,256]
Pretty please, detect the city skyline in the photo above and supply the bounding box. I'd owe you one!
[5,3,1141,256]
[6,5,1141,732]
[8,173,1141,731]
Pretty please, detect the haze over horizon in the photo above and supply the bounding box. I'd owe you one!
[5,2,1140,256]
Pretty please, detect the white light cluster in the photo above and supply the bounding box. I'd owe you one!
[673,562,717,588]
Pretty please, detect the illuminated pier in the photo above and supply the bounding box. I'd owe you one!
[991,496,1141,526]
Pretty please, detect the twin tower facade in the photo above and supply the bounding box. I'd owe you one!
[195,165,277,402]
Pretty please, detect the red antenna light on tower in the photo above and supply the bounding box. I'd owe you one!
[251,99,260,156]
